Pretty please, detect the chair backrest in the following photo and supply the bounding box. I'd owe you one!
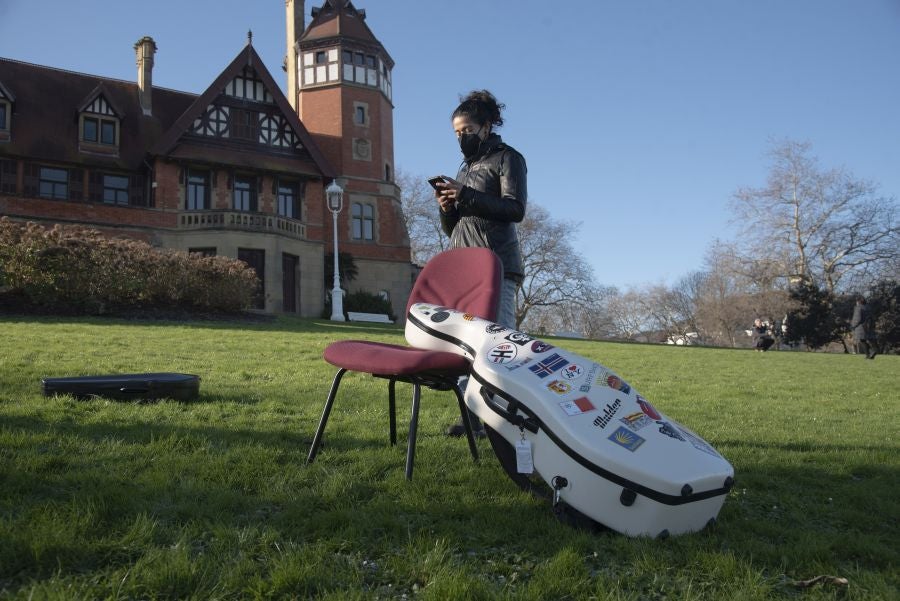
[406,247,502,321]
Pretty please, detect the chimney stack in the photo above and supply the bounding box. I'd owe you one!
[285,0,305,110]
[134,36,157,116]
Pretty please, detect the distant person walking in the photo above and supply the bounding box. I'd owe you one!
[771,316,783,350]
[850,296,877,359]
[751,318,774,352]
[431,89,527,436]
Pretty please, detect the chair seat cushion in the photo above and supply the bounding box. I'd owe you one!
[324,340,470,376]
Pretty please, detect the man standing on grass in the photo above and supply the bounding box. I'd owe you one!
[850,296,877,359]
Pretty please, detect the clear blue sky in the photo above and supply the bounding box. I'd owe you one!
[2,0,898,289]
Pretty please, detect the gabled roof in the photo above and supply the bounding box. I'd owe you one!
[0,80,14,102]
[150,43,335,178]
[0,57,194,169]
[300,0,393,66]
[77,82,125,117]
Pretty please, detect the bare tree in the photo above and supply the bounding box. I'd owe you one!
[656,272,706,342]
[396,168,450,265]
[516,204,598,329]
[604,287,652,341]
[692,243,752,347]
[524,287,617,339]
[574,288,619,339]
[731,139,899,294]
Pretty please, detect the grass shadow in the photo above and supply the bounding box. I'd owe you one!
[0,313,404,336]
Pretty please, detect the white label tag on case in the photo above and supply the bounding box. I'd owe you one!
[515,438,534,474]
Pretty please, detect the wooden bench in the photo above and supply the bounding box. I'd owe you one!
[347,311,394,324]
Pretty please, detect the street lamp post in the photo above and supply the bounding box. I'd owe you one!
[326,180,345,321]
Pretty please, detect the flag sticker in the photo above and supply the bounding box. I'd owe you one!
[559,396,596,416]
[528,353,569,378]
[620,411,653,432]
[574,397,595,412]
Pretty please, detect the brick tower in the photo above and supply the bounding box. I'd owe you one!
[289,0,413,315]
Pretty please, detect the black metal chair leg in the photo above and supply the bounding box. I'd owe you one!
[388,378,397,446]
[405,382,421,480]
[306,368,347,464]
[453,382,479,463]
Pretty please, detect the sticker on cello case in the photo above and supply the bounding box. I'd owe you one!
[528,353,568,378]
[603,374,631,395]
[677,426,722,458]
[637,395,661,420]
[531,341,554,353]
[488,342,518,364]
[546,380,572,395]
[504,331,534,346]
[559,396,595,416]
[657,420,685,441]
[463,313,475,321]
[579,363,601,392]
[608,426,645,452]
[430,311,450,323]
[560,363,584,380]
[620,411,653,432]
[504,357,533,371]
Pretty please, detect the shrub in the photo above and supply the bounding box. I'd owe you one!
[0,217,258,315]
[322,289,396,321]
[345,290,395,318]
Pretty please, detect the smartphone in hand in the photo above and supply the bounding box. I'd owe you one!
[427,175,447,189]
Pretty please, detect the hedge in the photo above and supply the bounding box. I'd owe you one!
[0,217,258,315]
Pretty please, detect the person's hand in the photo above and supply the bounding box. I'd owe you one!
[435,176,463,212]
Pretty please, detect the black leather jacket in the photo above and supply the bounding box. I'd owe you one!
[440,134,527,280]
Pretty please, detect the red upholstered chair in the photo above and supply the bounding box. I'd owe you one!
[306,247,502,479]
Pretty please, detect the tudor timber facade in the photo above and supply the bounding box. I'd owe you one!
[0,0,414,317]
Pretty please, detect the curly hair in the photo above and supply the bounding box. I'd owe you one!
[451,89,505,128]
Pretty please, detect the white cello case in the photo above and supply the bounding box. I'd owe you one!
[405,303,734,538]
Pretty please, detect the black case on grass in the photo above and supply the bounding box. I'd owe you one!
[41,373,200,401]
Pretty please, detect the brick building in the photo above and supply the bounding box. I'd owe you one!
[0,0,414,316]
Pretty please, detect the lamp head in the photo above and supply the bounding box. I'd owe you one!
[326,180,344,213]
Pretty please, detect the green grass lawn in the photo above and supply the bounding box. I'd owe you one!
[0,315,897,600]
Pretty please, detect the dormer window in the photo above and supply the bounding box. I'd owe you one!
[77,89,121,154]
[81,116,117,145]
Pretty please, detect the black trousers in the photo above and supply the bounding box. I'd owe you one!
[857,340,876,358]
[756,337,774,351]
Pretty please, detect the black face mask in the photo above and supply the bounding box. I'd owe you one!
[459,128,484,159]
